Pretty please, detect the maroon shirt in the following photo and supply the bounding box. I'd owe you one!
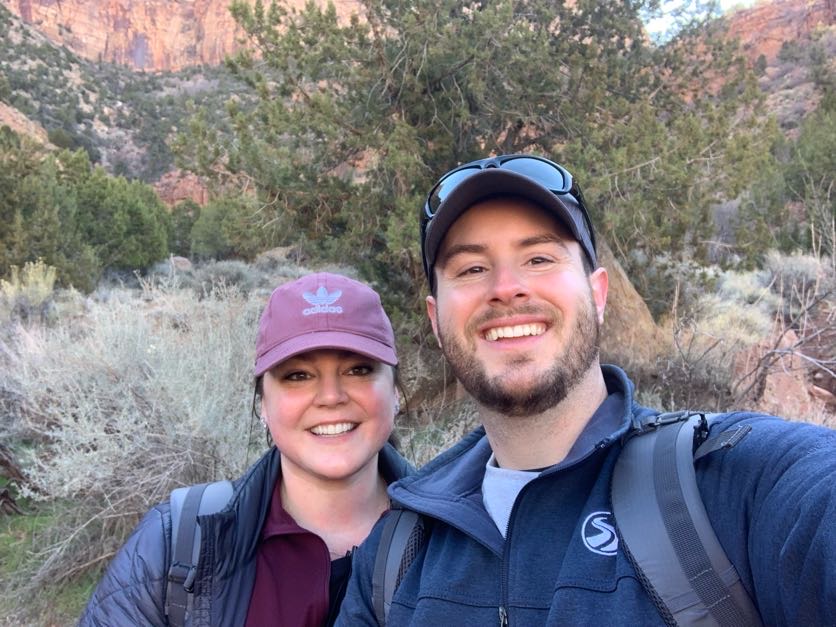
[244,479,333,627]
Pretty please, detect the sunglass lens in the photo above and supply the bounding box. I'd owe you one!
[501,158,570,192]
[428,167,481,215]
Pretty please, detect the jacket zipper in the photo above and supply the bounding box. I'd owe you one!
[497,445,608,627]
[499,477,534,627]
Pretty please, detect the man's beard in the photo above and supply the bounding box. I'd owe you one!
[437,293,601,418]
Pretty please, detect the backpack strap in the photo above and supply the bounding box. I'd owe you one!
[165,480,233,626]
[612,412,763,626]
[372,508,425,626]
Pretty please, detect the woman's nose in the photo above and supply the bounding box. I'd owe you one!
[314,374,349,406]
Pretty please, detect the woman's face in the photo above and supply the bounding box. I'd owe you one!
[261,349,397,484]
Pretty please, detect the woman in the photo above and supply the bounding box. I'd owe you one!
[79,272,411,626]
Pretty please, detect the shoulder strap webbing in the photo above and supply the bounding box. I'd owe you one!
[165,480,233,627]
[371,508,425,626]
[612,413,762,626]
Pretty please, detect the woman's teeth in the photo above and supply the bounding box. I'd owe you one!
[310,422,357,436]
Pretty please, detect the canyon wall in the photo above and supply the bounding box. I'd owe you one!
[725,0,834,62]
[2,0,832,73]
[3,0,254,72]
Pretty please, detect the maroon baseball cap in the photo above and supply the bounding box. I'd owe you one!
[254,272,398,376]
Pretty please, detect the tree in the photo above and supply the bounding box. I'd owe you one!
[1,127,170,289]
[176,0,776,317]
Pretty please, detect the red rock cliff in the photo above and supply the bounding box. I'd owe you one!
[1,0,250,72]
[5,0,832,73]
[0,0,363,72]
[725,0,834,62]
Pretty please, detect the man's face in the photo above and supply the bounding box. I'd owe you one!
[426,197,608,417]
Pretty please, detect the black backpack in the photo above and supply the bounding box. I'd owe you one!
[371,412,764,627]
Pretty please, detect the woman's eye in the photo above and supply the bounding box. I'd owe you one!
[347,363,374,376]
[283,371,311,381]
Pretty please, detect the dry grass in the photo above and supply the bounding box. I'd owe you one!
[0,278,266,615]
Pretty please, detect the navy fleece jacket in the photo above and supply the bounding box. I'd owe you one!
[337,366,836,626]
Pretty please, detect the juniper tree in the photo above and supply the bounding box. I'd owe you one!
[175,0,777,316]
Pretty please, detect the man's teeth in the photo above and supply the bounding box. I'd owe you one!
[485,323,546,342]
[310,422,357,436]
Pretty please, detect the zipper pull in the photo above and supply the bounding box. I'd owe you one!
[499,605,508,626]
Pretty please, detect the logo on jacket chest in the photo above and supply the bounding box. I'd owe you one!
[581,511,618,556]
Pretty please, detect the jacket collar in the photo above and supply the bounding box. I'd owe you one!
[389,365,646,519]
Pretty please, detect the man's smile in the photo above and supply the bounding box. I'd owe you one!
[483,322,547,342]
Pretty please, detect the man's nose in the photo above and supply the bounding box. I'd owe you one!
[489,263,530,305]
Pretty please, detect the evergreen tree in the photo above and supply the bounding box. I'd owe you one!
[174,0,777,314]
[1,128,170,290]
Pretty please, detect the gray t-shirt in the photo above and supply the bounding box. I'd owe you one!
[481,388,625,538]
[482,456,539,538]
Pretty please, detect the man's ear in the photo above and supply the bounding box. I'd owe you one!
[426,295,442,348]
[589,267,608,324]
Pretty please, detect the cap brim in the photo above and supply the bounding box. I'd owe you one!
[254,330,398,376]
[424,169,596,274]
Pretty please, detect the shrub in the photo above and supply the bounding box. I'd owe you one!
[763,250,834,319]
[0,259,57,324]
[188,259,261,294]
[3,281,265,602]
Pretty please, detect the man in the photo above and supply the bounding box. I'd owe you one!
[337,155,836,626]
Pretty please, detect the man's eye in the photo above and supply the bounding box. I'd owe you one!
[527,256,553,265]
[459,265,486,276]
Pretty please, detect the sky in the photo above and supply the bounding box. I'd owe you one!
[645,0,760,39]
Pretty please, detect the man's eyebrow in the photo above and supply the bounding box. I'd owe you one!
[519,233,569,254]
[520,233,572,252]
[439,233,572,268]
[437,243,486,269]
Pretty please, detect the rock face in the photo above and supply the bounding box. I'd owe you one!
[153,169,209,207]
[598,238,667,372]
[1,0,249,72]
[0,0,361,72]
[4,0,832,73]
[724,0,834,63]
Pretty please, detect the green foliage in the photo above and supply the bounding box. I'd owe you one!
[174,0,777,324]
[0,72,10,102]
[736,62,835,266]
[0,128,170,290]
[169,199,201,256]
[190,194,277,260]
[0,258,57,323]
[787,104,835,258]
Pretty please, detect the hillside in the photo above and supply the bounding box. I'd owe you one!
[725,0,835,132]
[0,0,832,186]
[0,3,250,183]
[0,0,365,71]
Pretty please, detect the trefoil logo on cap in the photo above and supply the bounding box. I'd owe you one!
[302,286,343,315]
